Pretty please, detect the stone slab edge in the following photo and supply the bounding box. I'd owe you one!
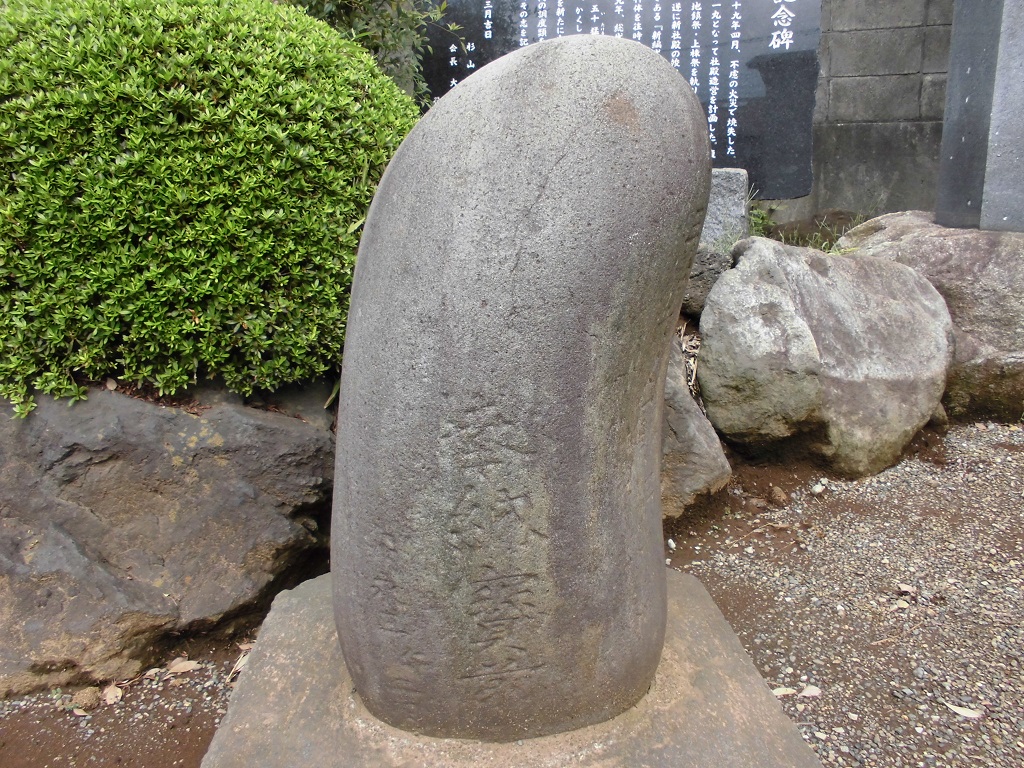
[701,168,749,250]
[202,572,821,768]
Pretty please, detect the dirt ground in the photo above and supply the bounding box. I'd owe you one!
[0,633,245,768]
[1,421,1021,768]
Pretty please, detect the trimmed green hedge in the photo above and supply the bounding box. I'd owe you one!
[0,0,418,415]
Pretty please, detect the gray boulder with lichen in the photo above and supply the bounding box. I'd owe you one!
[698,236,954,477]
[839,210,1024,421]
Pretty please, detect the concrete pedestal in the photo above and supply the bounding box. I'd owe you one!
[202,571,821,768]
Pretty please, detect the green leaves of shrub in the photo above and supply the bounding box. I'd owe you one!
[289,0,458,103]
[0,0,418,414]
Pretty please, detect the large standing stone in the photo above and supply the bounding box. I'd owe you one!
[697,237,954,477]
[0,389,333,696]
[839,210,1024,420]
[333,35,710,742]
[983,2,1024,231]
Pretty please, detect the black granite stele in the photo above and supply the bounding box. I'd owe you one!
[424,0,821,199]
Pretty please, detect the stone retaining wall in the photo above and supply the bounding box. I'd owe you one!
[775,0,954,219]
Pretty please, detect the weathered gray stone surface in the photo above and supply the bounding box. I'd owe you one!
[245,379,336,432]
[839,210,1024,419]
[662,338,731,517]
[934,0,1004,229]
[698,236,953,477]
[202,572,822,768]
[935,0,1022,231]
[333,35,710,741]
[982,0,1023,232]
[681,168,749,317]
[681,254,725,316]
[0,389,332,696]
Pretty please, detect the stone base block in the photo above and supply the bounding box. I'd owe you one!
[202,571,821,768]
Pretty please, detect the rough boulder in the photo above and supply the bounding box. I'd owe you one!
[0,389,333,696]
[697,237,954,477]
[662,338,731,516]
[839,210,1024,420]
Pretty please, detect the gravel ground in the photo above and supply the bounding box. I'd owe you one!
[1,421,1021,768]
[0,638,243,767]
[668,421,1024,768]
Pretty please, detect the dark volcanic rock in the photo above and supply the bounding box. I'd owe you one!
[0,388,333,695]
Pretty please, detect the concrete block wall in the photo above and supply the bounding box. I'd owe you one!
[772,0,954,220]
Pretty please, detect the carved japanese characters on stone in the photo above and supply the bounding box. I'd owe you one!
[332,35,711,741]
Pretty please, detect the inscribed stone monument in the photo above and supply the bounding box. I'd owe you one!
[203,35,824,768]
[332,34,710,741]
[423,0,822,198]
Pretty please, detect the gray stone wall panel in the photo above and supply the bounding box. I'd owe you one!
[928,0,955,26]
[829,75,921,122]
[802,0,950,219]
[832,0,927,31]
[829,28,925,76]
[923,24,952,72]
[813,122,943,214]
[921,73,948,120]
